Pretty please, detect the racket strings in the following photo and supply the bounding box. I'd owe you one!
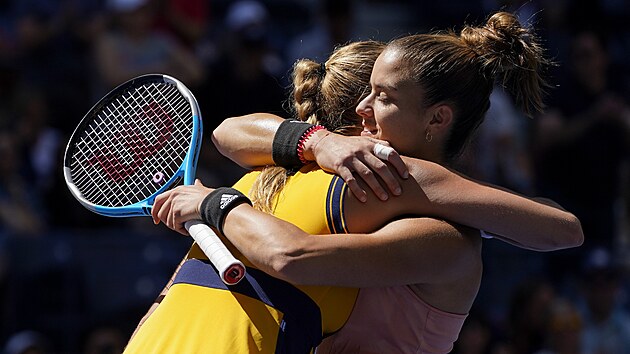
[69,82,194,207]
[74,90,170,205]
[89,85,189,206]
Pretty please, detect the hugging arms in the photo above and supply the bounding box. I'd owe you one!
[150,113,583,290]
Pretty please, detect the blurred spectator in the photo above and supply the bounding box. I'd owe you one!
[92,0,204,98]
[12,0,105,135]
[153,0,210,50]
[533,30,630,281]
[452,309,498,354]
[197,0,285,129]
[577,248,630,354]
[505,278,557,354]
[12,88,60,194]
[534,297,583,354]
[7,85,99,230]
[285,0,356,64]
[0,132,46,235]
[82,324,126,354]
[411,0,485,33]
[458,85,535,195]
[536,298,583,354]
[194,0,286,186]
[3,330,52,354]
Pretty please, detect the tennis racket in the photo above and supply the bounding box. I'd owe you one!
[63,74,246,285]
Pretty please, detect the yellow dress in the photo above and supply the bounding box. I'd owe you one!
[124,165,357,353]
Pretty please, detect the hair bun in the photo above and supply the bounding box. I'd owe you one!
[461,12,537,74]
[459,11,549,116]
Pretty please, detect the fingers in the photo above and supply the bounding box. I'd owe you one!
[162,196,189,236]
[338,158,393,202]
[152,183,214,236]
[152,191,168,224]
[311,134,408,202]
[373,143,408,179]
[338,167,367,203]
[361,154,402,198]
[386,151,409,179]
[175,223,188,236]
[351,162,389,201]
[151,189,188,235]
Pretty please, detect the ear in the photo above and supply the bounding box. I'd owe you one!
[427,104,453,131]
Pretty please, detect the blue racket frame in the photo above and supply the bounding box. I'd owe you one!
[63,74,203,218]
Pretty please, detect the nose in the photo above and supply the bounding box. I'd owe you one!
[355,92,373,118]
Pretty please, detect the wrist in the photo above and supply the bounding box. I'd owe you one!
[272,120,316,168]
[301,128,330,162]
[196,195,205,220]
[200,187,252,234]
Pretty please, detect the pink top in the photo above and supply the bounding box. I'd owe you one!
[315,286,468,354]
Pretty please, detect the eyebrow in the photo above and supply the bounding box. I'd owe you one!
[373,82,398,92]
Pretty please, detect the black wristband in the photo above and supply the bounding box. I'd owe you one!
[200,187,252,235]
[272,119,315,168]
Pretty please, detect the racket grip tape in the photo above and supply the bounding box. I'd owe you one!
[185,220,246,285]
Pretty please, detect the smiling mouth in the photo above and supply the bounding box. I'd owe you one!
[361,117,378,137]
[361,128,377,137]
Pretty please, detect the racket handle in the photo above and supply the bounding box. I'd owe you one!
[184,220,246,285]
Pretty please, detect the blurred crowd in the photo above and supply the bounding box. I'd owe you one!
[0,0,628,353]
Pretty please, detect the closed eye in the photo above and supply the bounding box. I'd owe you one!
[376,91,391,104]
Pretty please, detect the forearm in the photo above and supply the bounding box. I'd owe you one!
[211,113,285,168]
[221,204,312,282]
[406,158,584,251]
[222,205,481,287]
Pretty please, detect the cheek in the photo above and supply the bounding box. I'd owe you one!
[375,114,399,139]
[378,117,419,148]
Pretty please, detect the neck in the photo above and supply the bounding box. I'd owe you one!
[410,145,443,165]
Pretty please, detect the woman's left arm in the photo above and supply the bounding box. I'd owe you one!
[217,205,482,287]
[386,158,584,251]
[151,184,480,286]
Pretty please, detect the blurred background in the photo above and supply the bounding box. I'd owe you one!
[0,0,628,353]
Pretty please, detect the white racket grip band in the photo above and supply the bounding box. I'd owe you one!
[185,219,246,285]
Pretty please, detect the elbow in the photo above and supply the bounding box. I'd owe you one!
[267,254,297,282]
[265,241,309,284]
[549,214,584,251]
[567,214,585,248]
[211,117,250,168]
[211,119,230,155]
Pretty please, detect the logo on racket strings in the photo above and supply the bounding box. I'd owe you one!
[88,102,174,182]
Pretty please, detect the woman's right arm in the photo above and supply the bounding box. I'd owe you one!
[213,114,409,202]
[212,113,284,168]
[151,184,482,289]
[213,114,584,251]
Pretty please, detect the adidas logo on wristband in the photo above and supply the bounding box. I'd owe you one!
[220,194,239,209]
[201,187,252,234]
